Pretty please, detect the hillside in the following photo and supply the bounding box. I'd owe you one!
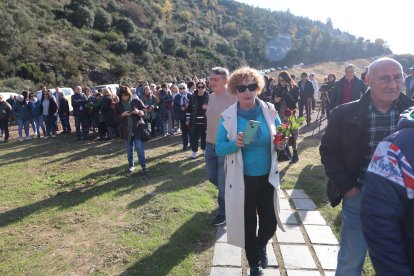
[0,0,406,92]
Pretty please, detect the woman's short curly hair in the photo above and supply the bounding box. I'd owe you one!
[228,67,265,95]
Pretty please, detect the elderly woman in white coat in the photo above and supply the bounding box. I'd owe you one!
[215,67,286,276]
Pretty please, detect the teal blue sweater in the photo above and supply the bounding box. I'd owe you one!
[215,112,281,176]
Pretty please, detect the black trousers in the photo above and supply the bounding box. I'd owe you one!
[179,119,191,148]
[244,174,277,267]
[190,124,206,152]
[0,118,9,141]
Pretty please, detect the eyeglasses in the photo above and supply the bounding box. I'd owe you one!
[197,86,205,89]
[377,74,403,85]
[179,87,185,90]
[235,83,258,93]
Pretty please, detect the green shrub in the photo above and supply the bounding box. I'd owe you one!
[163,36,177,55]
[127,35,151,56]
[2,77,35,92]
[114,18,135,37]
[107,0,119,12]
[108,40,127,54]
[17,63,42,82]
[68,5,94,28]
[176,46,190,59]
[94,8,112,32]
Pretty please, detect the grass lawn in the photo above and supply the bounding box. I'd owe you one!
[0,125,374,275]
[0,134,217,275]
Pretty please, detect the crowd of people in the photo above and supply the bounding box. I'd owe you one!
[1,58,414,275]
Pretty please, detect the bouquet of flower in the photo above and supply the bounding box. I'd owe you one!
[273,108,305,144]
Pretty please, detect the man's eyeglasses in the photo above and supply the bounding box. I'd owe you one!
[179,87,186,90]
[197,86,205,89]
[378,74,403,85]
[235,83,258,93]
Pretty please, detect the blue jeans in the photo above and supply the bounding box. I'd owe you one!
[336,192,367,276]
[75,115,88,140]
[124,136,146,167]
[205,143,225,216]
[17,119,30,138]
[31,116,45,135]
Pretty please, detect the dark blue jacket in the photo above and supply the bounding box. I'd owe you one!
[71,93,88,117]
[173,93,190,121]
[361,107,414,275]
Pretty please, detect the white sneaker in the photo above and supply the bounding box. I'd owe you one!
[189,151,197,159]
[26,136,31,140]
[19,137,23,142]
[51,134,56,138]
[43,136,49,139]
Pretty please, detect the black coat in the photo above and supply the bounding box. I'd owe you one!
[297,80,314,103]
[272,85,299,111]
[40,97,58,117]
[319,90,414,207]
[173,93,190,121]
[58,97,70,116]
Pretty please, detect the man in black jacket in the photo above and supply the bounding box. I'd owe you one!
[319,57,414,275]
[329,64,367,110]
[297,72,314,125]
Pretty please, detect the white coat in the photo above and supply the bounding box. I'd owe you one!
[220,99,285,248]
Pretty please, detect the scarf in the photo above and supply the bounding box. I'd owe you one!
[237,99,263,139]
[122,100,133,142]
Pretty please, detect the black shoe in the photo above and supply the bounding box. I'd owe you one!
[141,164,148,173]
[212,214,226,226]
[259,246,268,269]
[290,151,299,164]
[249,266,264,276]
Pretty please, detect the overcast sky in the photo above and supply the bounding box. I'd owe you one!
[235,0,413,55]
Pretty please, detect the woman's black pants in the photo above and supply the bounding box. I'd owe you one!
[244,174,277,268]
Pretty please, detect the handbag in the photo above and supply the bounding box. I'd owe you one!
[140,123,151,141]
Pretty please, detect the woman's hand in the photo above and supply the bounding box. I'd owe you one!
[121,111,130,117]
[235,132,244,147]
[274,97,282,103]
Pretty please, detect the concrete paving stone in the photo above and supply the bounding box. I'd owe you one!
[297,210,327,225]
[291,198,317,210]
[279,190,287,198]
[285,189,310,199]
[304,225,338,245]
[216,225,227,243]
[212,243,241,267]
[279,210,299,225]
[286,270,320,276]
[266,243,278,267]
[210,267,242,276]
[324,271,336,276]
[276,225,306,244]
[313,245,339,270]
[280,245,317,269]
[279,197,292,210]
[262,268,280,275]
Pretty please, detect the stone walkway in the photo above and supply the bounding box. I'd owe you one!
[210,189,339,276]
